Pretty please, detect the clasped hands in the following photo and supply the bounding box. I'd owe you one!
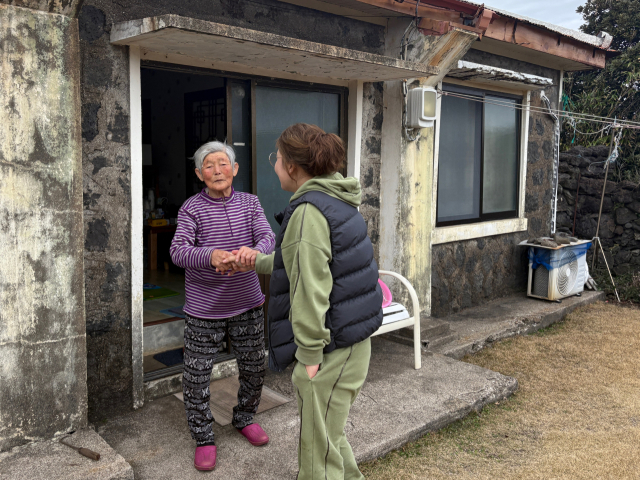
[210,247,259,276]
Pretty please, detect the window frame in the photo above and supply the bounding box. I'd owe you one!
[435,83,523,228]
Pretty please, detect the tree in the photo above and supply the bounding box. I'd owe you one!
[562,0,639,181]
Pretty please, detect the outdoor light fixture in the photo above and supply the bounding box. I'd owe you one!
[407,87,438,128]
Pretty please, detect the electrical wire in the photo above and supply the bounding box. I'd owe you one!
[439,90,640,126]
[437,90,640,129]
[439,90,640,125]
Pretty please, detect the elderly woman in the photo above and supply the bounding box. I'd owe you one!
[170,141,275,472]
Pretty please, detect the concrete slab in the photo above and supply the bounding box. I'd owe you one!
[0,429,133,480]
[434,291,605,359]
[98,338,516,480]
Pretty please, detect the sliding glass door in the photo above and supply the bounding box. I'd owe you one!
[255,85,340,232]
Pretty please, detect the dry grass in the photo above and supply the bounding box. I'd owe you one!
[361,303,640,479]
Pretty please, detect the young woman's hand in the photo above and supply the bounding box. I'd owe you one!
[305,364,319,379]
[223,247,259,268]
[232,247,259,268]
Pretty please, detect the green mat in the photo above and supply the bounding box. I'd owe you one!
[143,287,180,301]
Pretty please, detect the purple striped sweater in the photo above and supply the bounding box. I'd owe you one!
[170,188,276,319]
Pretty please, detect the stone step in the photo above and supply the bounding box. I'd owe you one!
[381,330,458,352]
[425,332,459,350]
[0,428,134,480]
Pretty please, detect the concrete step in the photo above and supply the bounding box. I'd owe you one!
[396,315,451,340]
[97,338,518,480]
[426,332,459,350]
[0,428,133,480]
[382,314,457,350]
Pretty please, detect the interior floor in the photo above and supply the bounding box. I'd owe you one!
[143,269,186,324]
[143,269,186,373]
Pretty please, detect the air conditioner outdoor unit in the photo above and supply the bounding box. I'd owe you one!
[526,242,592,302]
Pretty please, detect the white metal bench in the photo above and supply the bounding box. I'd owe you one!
[371,270,421,369]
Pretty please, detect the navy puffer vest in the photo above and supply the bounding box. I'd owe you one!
[267,191,383,372]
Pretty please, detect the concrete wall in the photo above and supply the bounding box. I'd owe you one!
[0,5,86,450]
[430,50,560,317]
[379,19,480,315]
[78,0,385,418]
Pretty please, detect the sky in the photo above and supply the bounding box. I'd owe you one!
[481,0,586,31]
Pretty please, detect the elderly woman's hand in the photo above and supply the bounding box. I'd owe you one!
[211,249,239,274]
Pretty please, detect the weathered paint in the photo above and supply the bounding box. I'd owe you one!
[379,19,478,315]
[0,4,86,451]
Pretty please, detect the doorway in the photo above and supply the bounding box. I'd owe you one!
[139,63,346,381]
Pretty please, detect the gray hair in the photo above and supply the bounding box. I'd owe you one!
[192,141,236,170]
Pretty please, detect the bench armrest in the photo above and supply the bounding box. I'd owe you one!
[379,270,420,321]
[379,270,422,369]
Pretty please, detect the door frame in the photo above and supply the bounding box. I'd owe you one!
[129,45,363,408]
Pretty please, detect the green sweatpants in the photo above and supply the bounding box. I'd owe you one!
[291,338,371,480]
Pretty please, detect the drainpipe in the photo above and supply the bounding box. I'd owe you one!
[541,73,562,234]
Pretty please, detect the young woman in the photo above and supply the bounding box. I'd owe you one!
[230,123,383,479]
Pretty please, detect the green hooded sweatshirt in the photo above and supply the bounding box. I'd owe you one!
[255,172,361,366]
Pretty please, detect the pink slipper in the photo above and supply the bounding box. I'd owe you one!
[194,445,217,471]
[238,424,269,446]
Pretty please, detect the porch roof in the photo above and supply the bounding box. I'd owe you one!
[110,15,439,82]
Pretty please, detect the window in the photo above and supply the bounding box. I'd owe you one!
[436,84,521,227]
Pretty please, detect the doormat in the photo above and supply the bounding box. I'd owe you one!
[143,284,179,301]
[153,347,183,367]
[174,375,291,426]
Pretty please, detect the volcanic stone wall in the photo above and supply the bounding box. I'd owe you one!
[557,145,640,275]
[359,82,384,263]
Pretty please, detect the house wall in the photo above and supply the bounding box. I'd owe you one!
[430,49,560,317]
[78,0,385,418]
[359,82,384,263]
[0,4,86,451]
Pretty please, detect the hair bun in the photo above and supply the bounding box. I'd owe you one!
[276,123,345,177]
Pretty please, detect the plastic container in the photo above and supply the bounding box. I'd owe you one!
[378,278,392,308]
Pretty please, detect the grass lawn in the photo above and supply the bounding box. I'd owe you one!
[360,302,640,479]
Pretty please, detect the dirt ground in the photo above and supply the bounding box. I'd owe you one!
[360,302,640,480]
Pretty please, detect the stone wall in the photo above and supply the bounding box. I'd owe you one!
[359,82,384,263]
[78,0,386,418]
[0,5,86,450]
[557,145,640,275]
[430,51,560,317]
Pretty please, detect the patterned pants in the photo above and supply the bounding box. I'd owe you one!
[182,306,266,446]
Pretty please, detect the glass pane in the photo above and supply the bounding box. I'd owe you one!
[437,93,482,223]
[483,96,519,214]
[255,86,340,233]
[230,81,252,193]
